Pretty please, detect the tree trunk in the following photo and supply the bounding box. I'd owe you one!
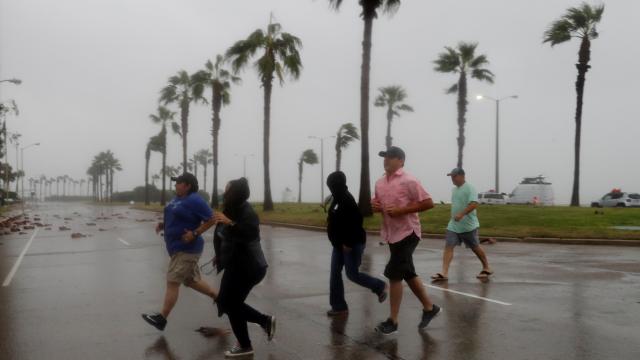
[385,108,393,149]
[571,37,591,207]
[161,126,167,205]
[180,99,189,172]
[335,137,342,172]
[145,148,150,205]
[262,79,274,211]
[298,161,303,203]
[211,89,222,208]
[358,13,374,216]
[456,72,468,169]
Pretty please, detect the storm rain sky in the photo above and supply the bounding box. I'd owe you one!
[1,0,638,205]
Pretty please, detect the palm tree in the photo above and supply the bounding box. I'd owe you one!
[327,0,402,216]
[62,175,69,197]
[195,55,241,209]
[39,175,46,201]
[226,20,303,211]
[434,42,494,168]
[149,106,176,205]
[160,70,207,171]
[195,149,213,197]
[297,149,318,203]
[145,134,161,205]
[544,3,604,207]
[79,179,86,197]
[151,174,160,187]
[334,123,360,171]
[374,85,413,149]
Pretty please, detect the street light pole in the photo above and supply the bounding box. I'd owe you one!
[476,95,518,193]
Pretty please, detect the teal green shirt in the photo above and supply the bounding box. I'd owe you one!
[447,182,480,233]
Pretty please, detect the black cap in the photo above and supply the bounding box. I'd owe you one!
[378,146,406,161]
[447,168,465,176]
[171,172,199,193]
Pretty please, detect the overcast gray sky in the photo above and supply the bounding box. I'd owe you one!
[1,0,638,205]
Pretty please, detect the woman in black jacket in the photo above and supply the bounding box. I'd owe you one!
[212,178,275,358]
[326,171,388,316]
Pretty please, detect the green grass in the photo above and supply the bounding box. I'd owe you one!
[133,202,640,240]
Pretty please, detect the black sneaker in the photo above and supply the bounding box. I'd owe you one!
[326,309,349,317]
[141,312,167,331]
[418,304,441,329]
[264,315,276,341]
[375,319,398,335]
[224,345,254,358]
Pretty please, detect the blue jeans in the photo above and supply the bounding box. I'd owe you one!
[330,243,386,311]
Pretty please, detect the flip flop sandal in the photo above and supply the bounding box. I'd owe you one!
[476,270,494,279]
[430,273,448,282]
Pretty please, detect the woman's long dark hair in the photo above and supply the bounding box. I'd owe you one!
[222,178,250,220]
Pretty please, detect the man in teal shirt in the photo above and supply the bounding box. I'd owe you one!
[431,168,492,282]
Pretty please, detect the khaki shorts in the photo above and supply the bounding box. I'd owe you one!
[167,252,201,285]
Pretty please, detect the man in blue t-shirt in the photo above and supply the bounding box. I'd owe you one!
[142,173,219,331]
[431,168,493,282]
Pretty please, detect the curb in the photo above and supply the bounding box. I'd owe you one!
[262,221,640,247]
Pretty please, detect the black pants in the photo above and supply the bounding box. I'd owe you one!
[218,266,268,348]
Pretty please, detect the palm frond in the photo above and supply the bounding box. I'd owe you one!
[471,68,495,83]
[446,83,459,94]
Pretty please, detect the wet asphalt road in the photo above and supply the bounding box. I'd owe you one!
[0,202,639,360]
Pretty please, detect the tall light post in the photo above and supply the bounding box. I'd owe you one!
[234,153,255,179]
[309,135,335,204]
[476,94,518,193]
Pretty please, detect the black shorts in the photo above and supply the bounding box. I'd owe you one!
[384,232,420,281]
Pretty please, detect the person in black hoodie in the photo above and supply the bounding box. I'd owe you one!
[326,171,388,316]
[186,178,275,358]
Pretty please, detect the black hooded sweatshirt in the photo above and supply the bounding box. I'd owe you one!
[326,171,366,248]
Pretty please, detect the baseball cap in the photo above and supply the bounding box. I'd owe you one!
[171,172,199,192]
[447,168,465,176]
[378,146,406,161]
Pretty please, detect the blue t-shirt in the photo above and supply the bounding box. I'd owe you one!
[163,192,213,256]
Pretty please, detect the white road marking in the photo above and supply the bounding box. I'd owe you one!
[423,283,512,306]
[378,272,512,306]
[118,237,131,246]
[2,229,40,287]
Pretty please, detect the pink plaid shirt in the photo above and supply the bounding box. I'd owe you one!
[373,169,431,244]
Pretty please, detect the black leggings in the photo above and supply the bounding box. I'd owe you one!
[218,267,268,348]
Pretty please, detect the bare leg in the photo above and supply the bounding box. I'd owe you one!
[187,278,218,300]
[161,281,180,318]
[406,277,433,311]
[441,246,455,277]
[389,280,403,324]
[470,245,491,271]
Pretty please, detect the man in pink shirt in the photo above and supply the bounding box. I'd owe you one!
[371,146,441,335]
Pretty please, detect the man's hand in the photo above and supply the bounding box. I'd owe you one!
[155,222,164,234]
[371,199,383,213]
[342,245,352,252]
[214,212,232,225]
[454,212,466,222]
[182,229,195,243]
[386,206,405,218]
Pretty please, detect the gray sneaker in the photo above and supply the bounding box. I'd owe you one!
[418,304,441,329]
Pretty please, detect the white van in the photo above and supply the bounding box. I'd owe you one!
[509,176,555,205]
[478,192,509,205]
